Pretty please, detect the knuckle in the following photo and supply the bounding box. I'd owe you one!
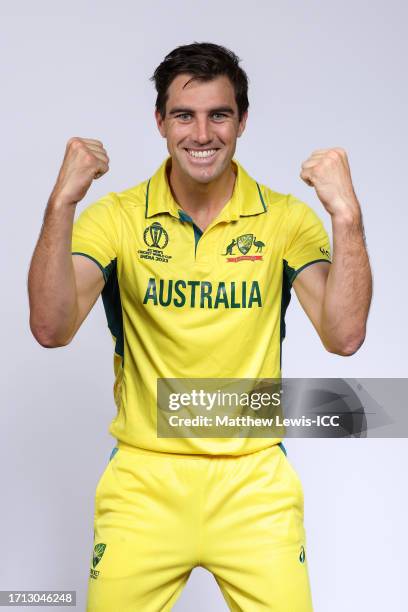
[327,150,339,159]
[68,137,82,149]
[83,152,96,164]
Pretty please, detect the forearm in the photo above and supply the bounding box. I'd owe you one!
[321,207,372,355]
[28,195,79,347]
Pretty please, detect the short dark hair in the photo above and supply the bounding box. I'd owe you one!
[150,42,249,121]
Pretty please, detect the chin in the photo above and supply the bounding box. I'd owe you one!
[189,168,220,184]
[185,158,230,185]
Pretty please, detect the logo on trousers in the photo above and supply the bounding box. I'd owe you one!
[93,543,106,568]
[90,543,107,580]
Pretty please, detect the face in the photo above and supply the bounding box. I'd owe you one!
[155,74,247,184]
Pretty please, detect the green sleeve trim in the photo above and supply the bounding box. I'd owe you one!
[72,252,107,281]
[101,259,124,359]
[279,258,330,368]
[280,260,294,369]
[290,258,331,283]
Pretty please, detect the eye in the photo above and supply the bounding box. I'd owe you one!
[211,113,228,121]
[176,113,192,121]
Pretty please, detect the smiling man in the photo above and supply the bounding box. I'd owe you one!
[28,43,372,611]
[157,72,245,232]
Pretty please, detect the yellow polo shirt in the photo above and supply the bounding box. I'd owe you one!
[72,157,331,455]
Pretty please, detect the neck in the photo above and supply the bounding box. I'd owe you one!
[167,158,236,231]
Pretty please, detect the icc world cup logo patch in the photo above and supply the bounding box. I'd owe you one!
[143,222,169,250]
[138,222,172,264]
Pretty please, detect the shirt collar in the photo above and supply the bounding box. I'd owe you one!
[145,156,267,220]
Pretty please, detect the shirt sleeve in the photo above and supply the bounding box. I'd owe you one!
[284,194,331,283]
[71,192,120,283]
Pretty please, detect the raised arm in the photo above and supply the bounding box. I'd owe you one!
[28,137,110,348]
[293,147,372,356]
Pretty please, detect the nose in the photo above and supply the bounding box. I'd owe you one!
[192,116,212,145]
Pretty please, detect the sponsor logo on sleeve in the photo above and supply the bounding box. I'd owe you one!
[319,246,330,258]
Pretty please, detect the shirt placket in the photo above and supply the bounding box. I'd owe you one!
[178,211,215,266]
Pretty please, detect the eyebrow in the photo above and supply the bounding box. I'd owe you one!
[168,106,235,116]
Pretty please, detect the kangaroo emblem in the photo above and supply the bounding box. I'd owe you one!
[253,237,265,253]
[222,239,237,255]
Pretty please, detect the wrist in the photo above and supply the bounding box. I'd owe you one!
[331,208,365,240]
[48,191,79,211]
[329,198,361,225]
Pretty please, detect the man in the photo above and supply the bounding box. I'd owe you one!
[28,42,372,611]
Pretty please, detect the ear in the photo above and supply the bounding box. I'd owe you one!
[237,110,248,138]
[155,109,167,138]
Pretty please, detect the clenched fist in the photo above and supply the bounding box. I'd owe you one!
[300,147,360,218]
[51,137,110,206]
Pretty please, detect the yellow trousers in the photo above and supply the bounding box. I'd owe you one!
[87,442,313,611]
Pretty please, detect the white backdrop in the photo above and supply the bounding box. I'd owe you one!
[1,0,407,610]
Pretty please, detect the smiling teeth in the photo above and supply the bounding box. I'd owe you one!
[187,149,217,158]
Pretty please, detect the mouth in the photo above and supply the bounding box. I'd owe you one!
[184,148,220,163]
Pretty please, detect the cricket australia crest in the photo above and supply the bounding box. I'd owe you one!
[237,234,254,255]
[222,233,265,262]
